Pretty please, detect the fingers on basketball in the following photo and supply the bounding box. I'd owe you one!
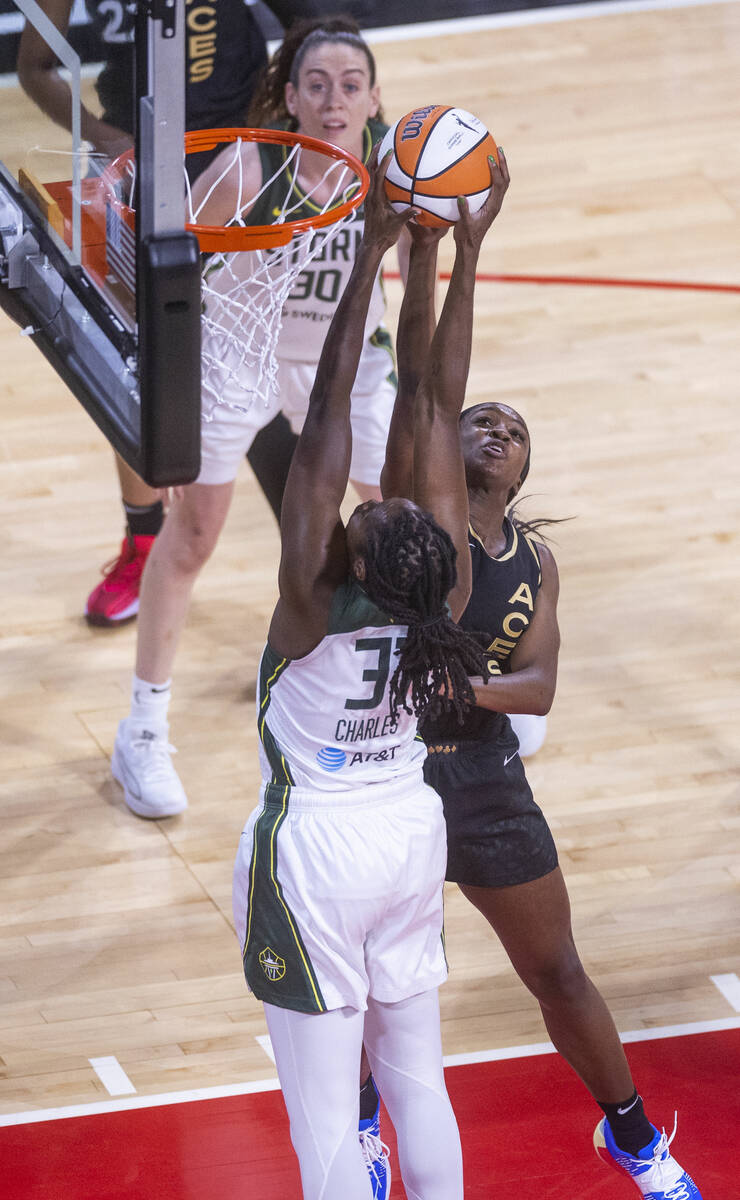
[369,152,419,231]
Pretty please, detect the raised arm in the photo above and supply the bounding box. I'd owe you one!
[412,151,510,620]
[268,155,415,658]
[380,223,446,500]
[189,139,264,228]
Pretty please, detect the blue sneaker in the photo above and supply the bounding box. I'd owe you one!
[594,1116,702,1199]
[359,1101,391,1200]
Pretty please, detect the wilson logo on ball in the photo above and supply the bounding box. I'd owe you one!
[400,105,439,141]
[380,105,498,228]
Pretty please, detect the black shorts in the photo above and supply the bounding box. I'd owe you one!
[423,734,558,888]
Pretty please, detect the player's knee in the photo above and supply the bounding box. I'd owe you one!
[518,945,589,1007]
[401,1111,463,1200]
[165,513,221,574]
[286,1103,355,1178]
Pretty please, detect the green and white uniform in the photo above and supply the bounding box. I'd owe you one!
[232,579,448,1013]
[199,120,397,487]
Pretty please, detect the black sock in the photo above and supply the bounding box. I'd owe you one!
[598,1091,655,1156]
[359,1073,379,1122]
[123,500,164,538]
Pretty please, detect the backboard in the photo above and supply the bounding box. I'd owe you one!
[0,0,201,486]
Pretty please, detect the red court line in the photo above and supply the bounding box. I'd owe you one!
[385,270,740,293]
[2,1026,737,1199]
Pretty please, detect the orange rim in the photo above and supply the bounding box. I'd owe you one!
[103,127,370,252]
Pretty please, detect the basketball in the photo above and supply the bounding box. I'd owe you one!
[379,105,498,227]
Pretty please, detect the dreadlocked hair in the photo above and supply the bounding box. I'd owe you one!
[361,507,488,725]
[247,16,383,129]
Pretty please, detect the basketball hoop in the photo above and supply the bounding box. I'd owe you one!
[102,128,370,417]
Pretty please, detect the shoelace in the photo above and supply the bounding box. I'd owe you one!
[644,1114,686,1191]
[358,1129,390,1180]
[100,549,142,584]
[129,735,178,775]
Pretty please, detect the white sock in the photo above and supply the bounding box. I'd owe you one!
[129,674,171,733]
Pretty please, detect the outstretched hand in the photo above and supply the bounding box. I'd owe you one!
[408,219,449,247]
[362,145,419,254]
[453,146,510,250]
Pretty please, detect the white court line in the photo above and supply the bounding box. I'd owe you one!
[1,1014,738,1128]
[3,0,738,83]
[256,1034,276,1063]
[0,0,737,1117]
[710,973,740,1012]
[444,1015,740,1066]
[361,0,740,44]
[88,1057,137,1097]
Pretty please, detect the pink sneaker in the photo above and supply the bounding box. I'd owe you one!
[85,534,155,626]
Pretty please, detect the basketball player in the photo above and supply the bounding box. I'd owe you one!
[231,148,510,1200]
[110,21,405,819]
[426,406,702,1197]
[17,0,320,625]
[359,283,702,1194]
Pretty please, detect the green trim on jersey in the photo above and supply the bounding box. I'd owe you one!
[247,119,388,227]
[243,783,327,1013]
[369,324,398,389]
[258,645,294,786]
[328,578,398,637]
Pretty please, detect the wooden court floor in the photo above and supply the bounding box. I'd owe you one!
[0,2,739,1120]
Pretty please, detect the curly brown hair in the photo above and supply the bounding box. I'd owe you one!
[246,15,384,130]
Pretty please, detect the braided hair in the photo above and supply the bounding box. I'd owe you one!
[247,16,384,130]
[360,506,488,725]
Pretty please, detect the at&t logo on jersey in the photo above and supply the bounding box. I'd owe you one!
[316,747,347,772]
[317,744,402,771]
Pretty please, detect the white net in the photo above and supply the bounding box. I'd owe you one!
[184,137,365,421]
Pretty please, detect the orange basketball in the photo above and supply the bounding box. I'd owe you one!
[379,105,498,227]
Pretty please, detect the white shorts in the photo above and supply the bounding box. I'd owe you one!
[232,775,448,1014]
[198,329,396,487]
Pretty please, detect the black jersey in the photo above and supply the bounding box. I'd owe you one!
[87,0,268,136]
[421,515,543,746]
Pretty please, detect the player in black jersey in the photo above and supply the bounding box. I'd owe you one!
[426,405,702,1196]
[17,0,320,625]
[360,238,702,1194]
[421,402,561,889]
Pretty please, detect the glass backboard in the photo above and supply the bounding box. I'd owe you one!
[0,0,201,485]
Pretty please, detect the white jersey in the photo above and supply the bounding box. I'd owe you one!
[257,580,427,794]
[203,215,386,365]
[273,217,386,364]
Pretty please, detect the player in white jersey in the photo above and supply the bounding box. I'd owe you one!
[111,24,405,819]
[231,152,510,1200]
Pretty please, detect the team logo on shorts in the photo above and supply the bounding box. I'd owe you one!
[316,746,346,771]
[259,947,286,982]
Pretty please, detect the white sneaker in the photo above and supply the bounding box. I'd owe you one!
[595,1116,702,1199]
[112,718,188,818]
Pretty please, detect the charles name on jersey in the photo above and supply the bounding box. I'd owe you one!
[335,713,399,744]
